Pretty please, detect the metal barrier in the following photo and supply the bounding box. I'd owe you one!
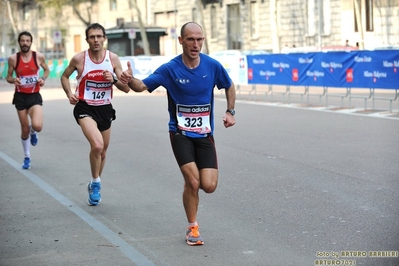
[371,88,399,112]
[270,85,289,103]
[219,84,398,113]
[236,84,257,101]
[307,86,326,106]
[287,85,307,104]
[326,87,350,107]
[348,88,373,110]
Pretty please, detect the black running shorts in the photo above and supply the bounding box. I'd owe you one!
[169,131,218,169]
[12,92,43,110]
[73,101,116,132]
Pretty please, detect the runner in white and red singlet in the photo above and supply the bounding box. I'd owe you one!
[60,23,131,206]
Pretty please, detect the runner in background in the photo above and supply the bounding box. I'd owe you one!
[6,31,50,169]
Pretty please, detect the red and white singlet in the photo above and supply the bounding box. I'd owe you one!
[14,51,41,94]
[75,50,114,106]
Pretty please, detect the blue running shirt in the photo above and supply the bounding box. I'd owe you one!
[143,54,232,138]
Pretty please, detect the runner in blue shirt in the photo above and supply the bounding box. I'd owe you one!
[123,22,236,246]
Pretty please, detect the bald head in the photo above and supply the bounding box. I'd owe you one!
[180,22,203,38]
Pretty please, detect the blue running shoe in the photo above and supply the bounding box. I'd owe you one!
[87,182,101,206]
[22,157,31,170]
[30,132,38,146]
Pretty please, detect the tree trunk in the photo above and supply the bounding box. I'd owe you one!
[131,0,151,55]
[270,0,280,53]
[6,0,19,44]
[72,3,91,27]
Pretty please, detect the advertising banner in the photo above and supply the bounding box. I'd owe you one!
[210,52,248,85]
[1,52,397,90]
[247,50,399,89]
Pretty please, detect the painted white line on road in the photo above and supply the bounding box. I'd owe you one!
[0,151,156,266]
[333,108,362,114]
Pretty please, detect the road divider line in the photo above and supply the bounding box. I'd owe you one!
[0,151,156,266]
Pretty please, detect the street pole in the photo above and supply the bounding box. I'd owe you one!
[195,0,209,54]
[174,0,178,55]
[318,0,322,50]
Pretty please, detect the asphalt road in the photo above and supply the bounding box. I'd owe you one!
[1,83,398,266]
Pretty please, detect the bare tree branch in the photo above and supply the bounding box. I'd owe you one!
[6,0,19,44]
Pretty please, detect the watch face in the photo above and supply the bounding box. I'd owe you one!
[228,109,235,115]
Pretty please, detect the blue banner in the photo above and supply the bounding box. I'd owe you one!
[247,50,399,89]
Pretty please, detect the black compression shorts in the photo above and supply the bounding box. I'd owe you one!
[12,92,43,110]
[73,101,116,132]
[169,131,218,169]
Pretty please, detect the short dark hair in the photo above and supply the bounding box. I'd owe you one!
[180,22,202,38]
[85,23,106,39]
[18,31,33,42]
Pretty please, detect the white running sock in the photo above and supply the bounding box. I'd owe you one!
[91,177,101,183]
[21,138,30,157]
[188,221,198,227]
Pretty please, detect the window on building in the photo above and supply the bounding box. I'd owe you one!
[38,5,45,19]
[353,0,373,32]
[192,8,198,22]
[22,3,30,20]
[227,4,241,49]
[40,38,46,50]
[354,0,361,32]
[110,0,117,11]
[74,35,82,53]
[365,0,373,31]
[250,1,258,37]
[307,0,330,35]
[307,0,315,36]
[321,0,331,34]
[210,5,217,38]
[377,0,395,7]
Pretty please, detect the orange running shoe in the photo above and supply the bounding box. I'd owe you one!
[186,225,204,246]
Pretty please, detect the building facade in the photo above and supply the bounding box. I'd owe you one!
[0,0,397,60]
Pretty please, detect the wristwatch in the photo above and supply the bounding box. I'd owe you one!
[112,75,118,84]
[226,109,235,116]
